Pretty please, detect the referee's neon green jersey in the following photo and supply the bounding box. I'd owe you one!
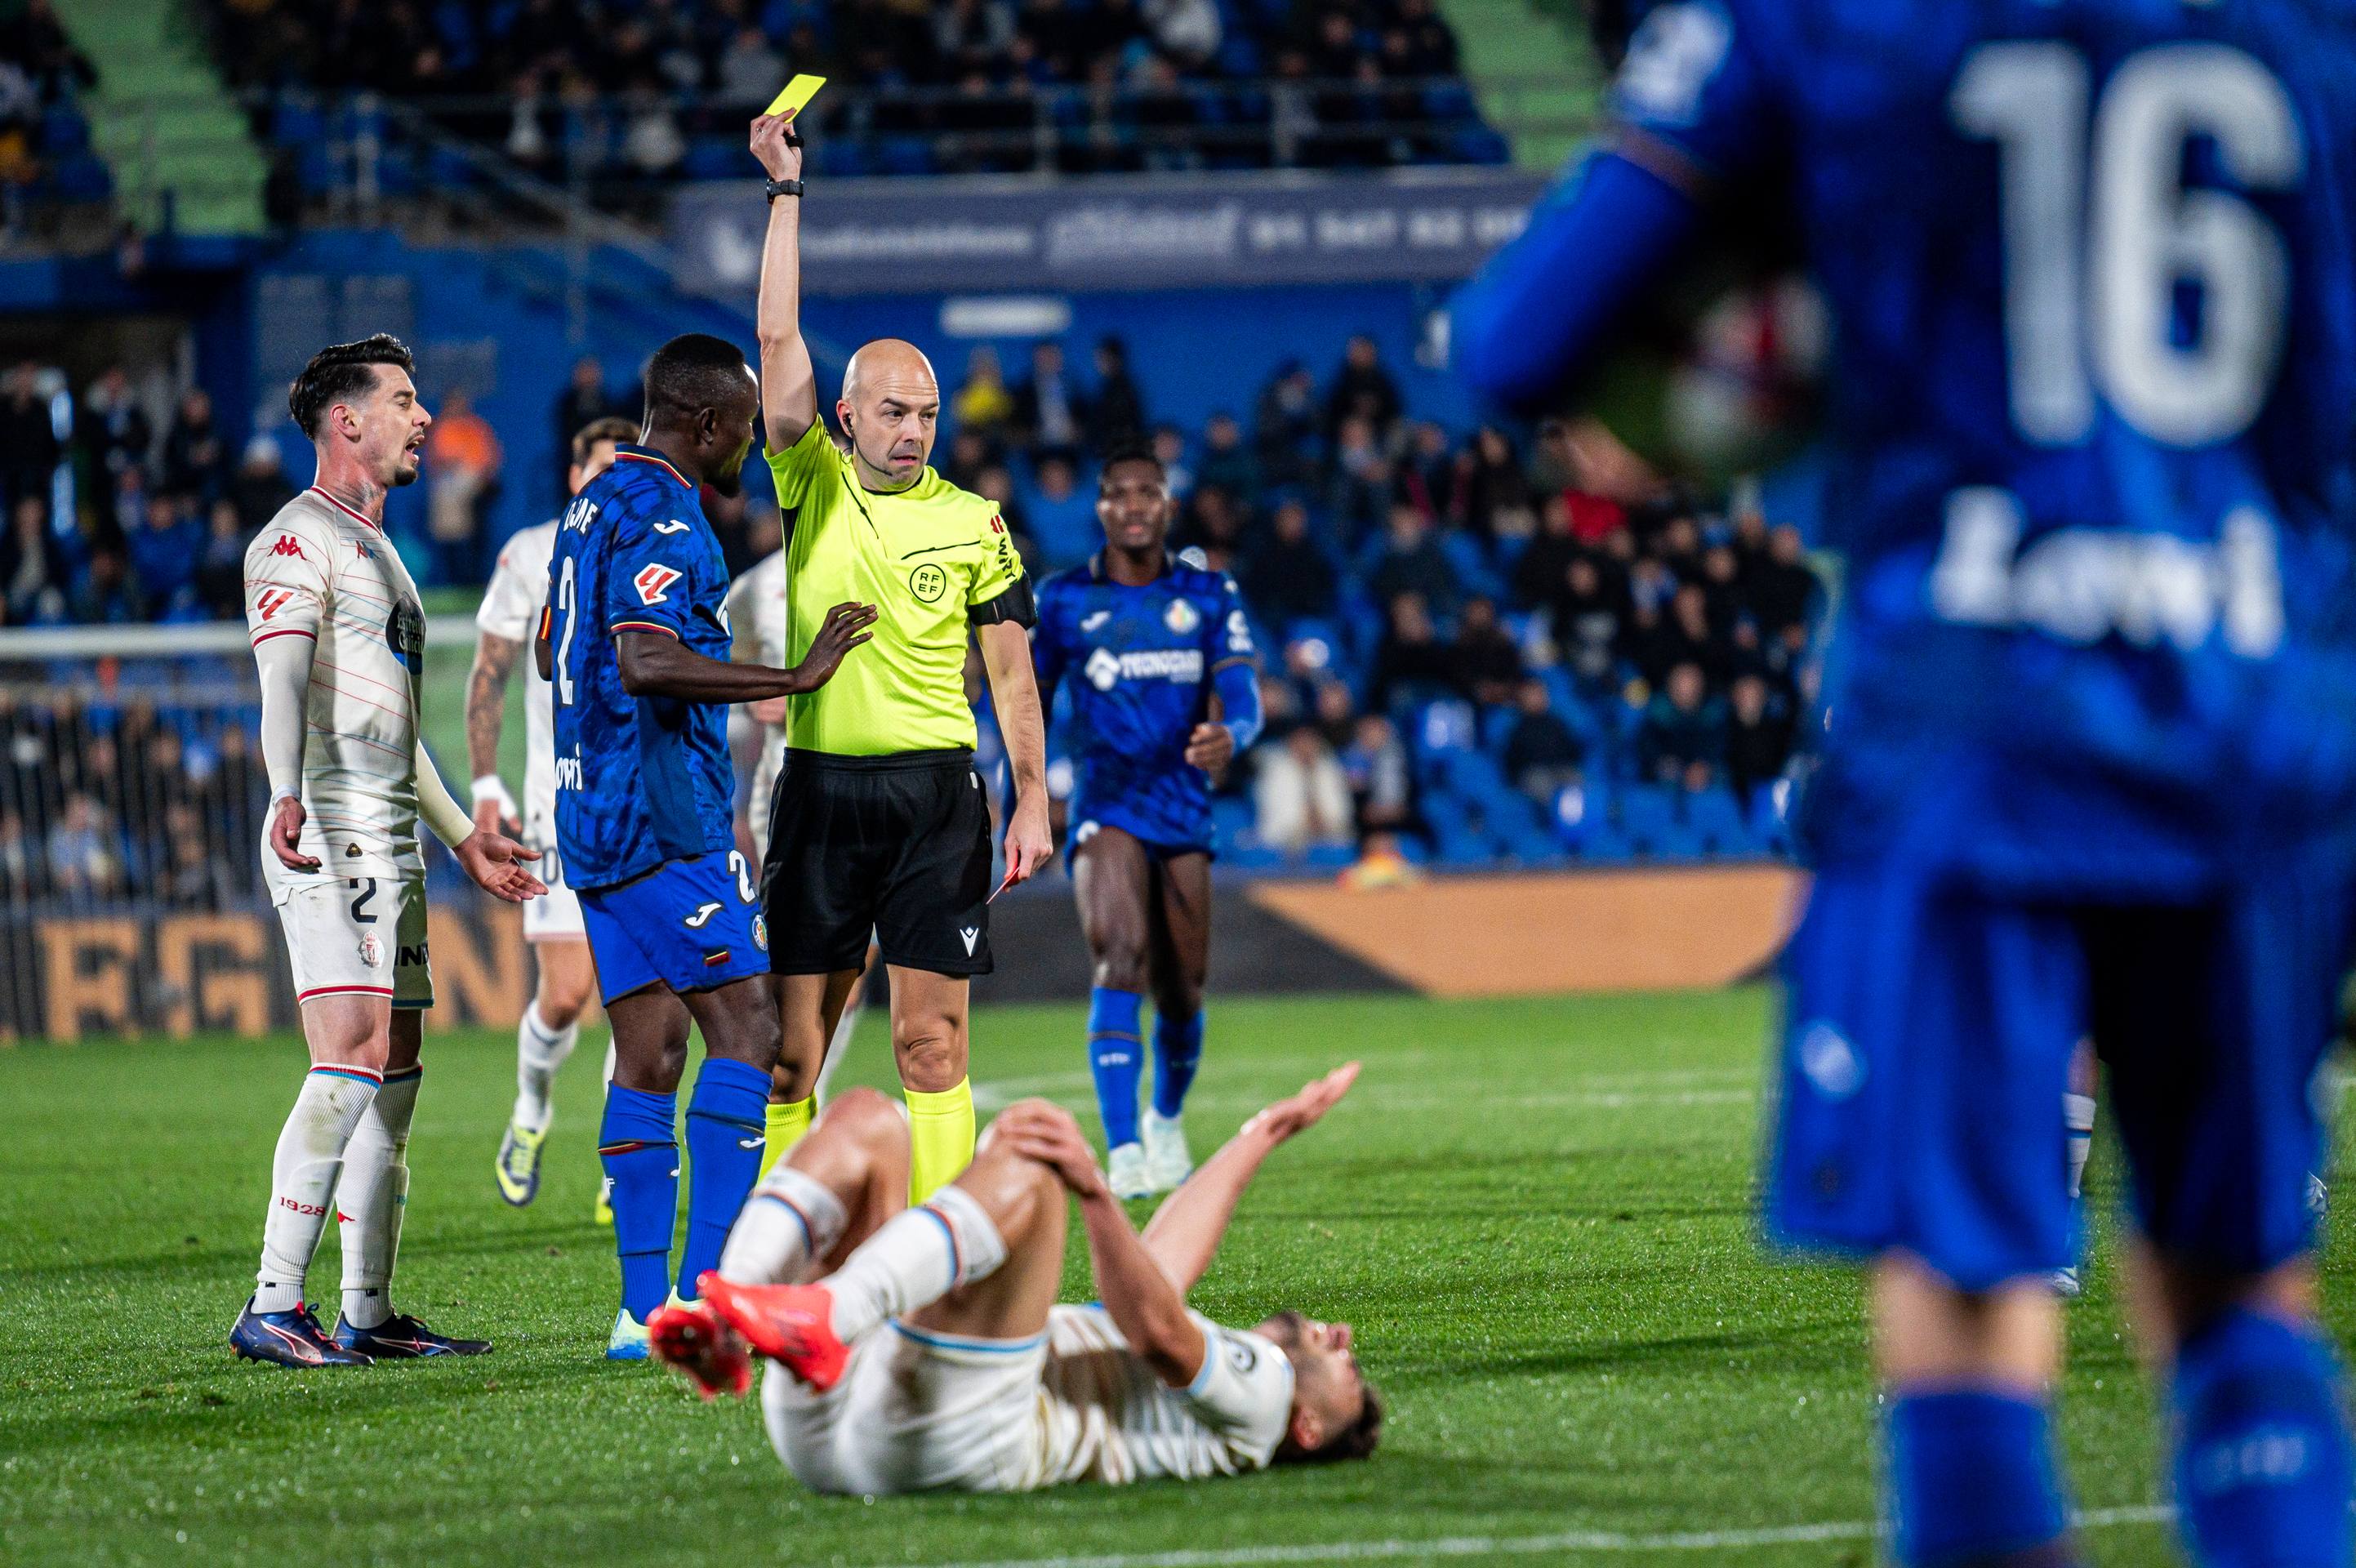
[766,421,1024,755]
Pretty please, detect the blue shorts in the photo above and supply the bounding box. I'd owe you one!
[579,849,768,1004]
[1766,853,2354,1290]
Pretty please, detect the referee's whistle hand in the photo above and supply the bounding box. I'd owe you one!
[1002,795,1054,887]
[786,601,878,693]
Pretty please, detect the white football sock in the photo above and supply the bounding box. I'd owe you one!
[336,1066,421,1330]
[720,1165,847,1285]
[824,1183,1007,1344]
[2064,1091,2098,1202]
[255,1066,380,1315]
[813,989,862,1105]
[512,1003,579,1133]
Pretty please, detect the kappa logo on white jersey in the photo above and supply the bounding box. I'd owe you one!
[634,563,684,604]
[683,901,724,929]
[960,926,980,956]
[652,520,691,536]
[1081,610,1110,632]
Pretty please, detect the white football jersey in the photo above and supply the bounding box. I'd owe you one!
[244,487,430,878]
[1034,1307,1294,1486]
[728,549,791,841]
[728,547,791,670]
[475,519,559,826]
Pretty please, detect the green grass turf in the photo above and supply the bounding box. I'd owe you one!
[2,987,2344,1566]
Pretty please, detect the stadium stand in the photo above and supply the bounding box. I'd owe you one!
[189,0,1505,193]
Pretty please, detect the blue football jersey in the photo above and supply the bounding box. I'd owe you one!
[1460,0,2356,896]
[547,446,738,891]
[1035,555,1258,853]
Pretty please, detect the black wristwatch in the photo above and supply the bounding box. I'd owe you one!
[764,176,804,203]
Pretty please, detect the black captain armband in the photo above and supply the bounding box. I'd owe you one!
[970,577,1037,630]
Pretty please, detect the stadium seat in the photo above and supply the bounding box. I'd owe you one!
[1685,787,1757,856]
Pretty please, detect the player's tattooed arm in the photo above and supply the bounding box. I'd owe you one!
[1142,1063,1361,1293]
[750,111,817,452]
[978,619,1053,884]
[465,631,521,835]
[615,602,875,701]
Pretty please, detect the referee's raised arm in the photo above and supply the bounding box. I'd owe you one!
[750,112,817,454]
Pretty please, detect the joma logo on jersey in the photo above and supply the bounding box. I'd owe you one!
[562,496,599,533]
[554,754,585,791]
[635,564,683,604]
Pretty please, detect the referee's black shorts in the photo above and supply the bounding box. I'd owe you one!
[760,747,995,978]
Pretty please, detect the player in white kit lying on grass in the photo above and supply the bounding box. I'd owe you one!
[648,1064,1379,1492]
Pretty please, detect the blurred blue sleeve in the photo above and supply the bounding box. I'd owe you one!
[1212,657,1263,751]
[1452,0,1781,414]
[1449,151,1699,416]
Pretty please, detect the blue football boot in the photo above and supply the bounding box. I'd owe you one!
[231,1298,372,1367]
[329,1312,492,1358]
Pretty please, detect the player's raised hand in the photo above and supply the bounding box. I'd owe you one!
[750,112,804,181]
[1182,721,1236,777]
[455,829,546,904]
[787,601,877,692]
[269,795,321,872]
[1242,1062,1361,1146]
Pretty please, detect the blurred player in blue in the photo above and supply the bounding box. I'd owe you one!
[540,332,875,1358]
[1033,447,1263,1199]
[1454,6,2356,1566]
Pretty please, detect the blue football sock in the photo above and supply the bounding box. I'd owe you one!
[1887,1390,2073,1566]
[1088,987,1144,1149]
[677,1058,773,1302]
[599,1084,679,1323]
[1151,1009,1204,1120]
[2171,1308,2353,1568]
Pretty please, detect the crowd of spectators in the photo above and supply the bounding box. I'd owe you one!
[0,0,109,233]
[0,361,300,627]
[0,691,270,909]
[198,0,1493,183]
[941,332,1824,866]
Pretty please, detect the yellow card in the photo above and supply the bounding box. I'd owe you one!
[765,75,826,121]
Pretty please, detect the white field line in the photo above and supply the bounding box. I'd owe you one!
[882,1503,2174,1568]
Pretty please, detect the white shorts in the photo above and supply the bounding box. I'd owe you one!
[762,1318,1049,1495]
[520,807,585,942]
[272,871,434,1009]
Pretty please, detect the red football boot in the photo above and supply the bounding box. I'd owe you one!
[648,1298,752,1400]
[696,1272,850,1392]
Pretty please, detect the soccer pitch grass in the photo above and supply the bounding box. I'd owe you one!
[5,988,2345,1567]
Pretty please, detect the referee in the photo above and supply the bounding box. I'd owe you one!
[746,109,1053,1202]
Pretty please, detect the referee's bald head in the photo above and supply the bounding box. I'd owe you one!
[838,339,942,492]
[640,332,760,495]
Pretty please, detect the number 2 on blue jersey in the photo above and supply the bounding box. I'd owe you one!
[1952,42,2301,448]
[554,555,578,707]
